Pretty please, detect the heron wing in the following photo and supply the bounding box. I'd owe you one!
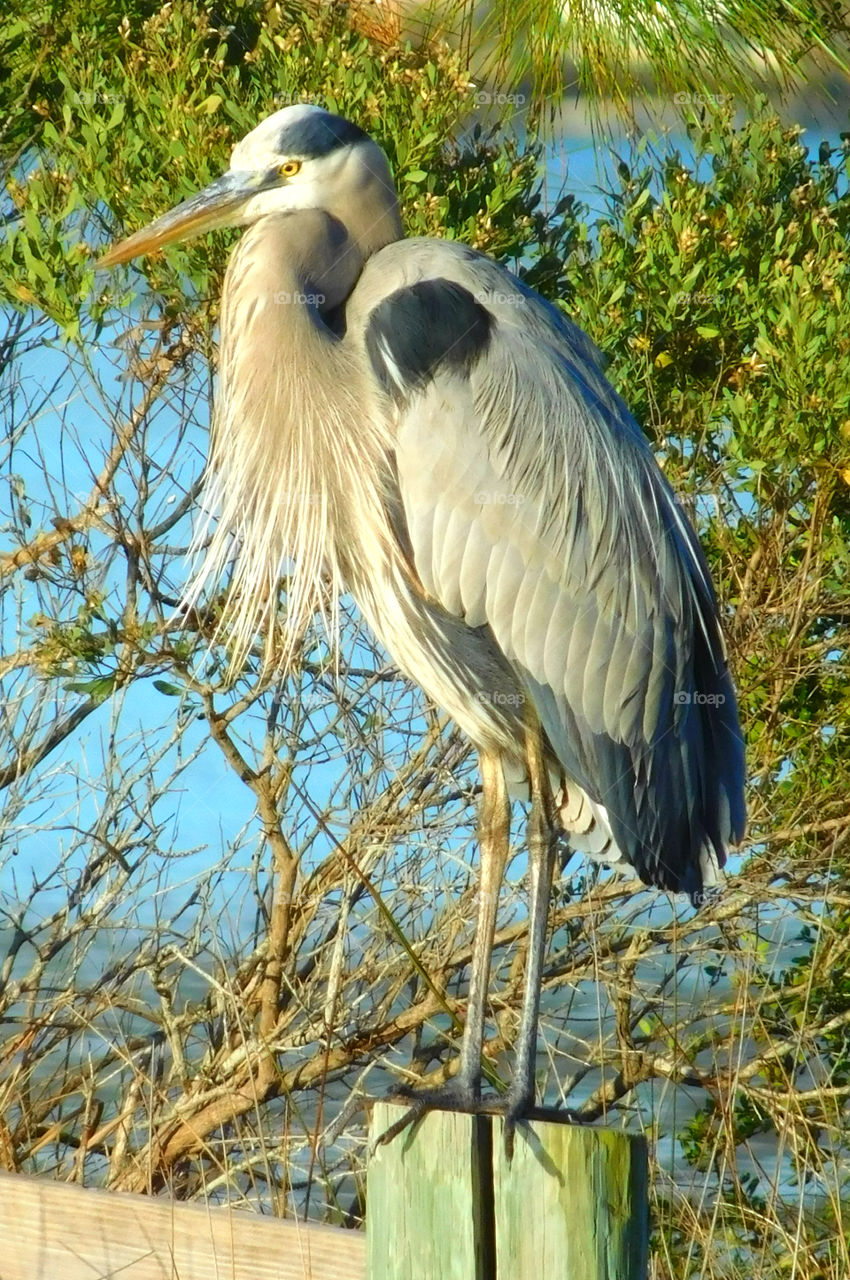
[361,245,745,895]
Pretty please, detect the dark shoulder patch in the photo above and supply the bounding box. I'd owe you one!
[365,279,493,402]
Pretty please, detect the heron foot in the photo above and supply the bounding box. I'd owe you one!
[372,1078,491,1151]
[502,1089,535,1161]
[374,1081,582,1157]
[375,1079,558,1158]
[500,1092,587,1158]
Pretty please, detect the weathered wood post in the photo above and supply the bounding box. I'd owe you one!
[367,1102,648,1280]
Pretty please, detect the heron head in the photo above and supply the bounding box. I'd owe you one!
[100,104,402,266]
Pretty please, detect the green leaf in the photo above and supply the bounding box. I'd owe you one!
[153,680,183,696]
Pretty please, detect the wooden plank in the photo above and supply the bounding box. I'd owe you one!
[492,1117,648,1279]
[0,1169,365,1280]
[367,1102,492,1280]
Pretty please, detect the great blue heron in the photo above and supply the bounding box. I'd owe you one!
[102,105,746,1148]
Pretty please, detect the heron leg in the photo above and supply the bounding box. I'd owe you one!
[456,749,510,1093]
[375,750,509,1147]
[503,717,556,1156]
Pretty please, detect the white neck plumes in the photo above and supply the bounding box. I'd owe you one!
[183,207,400,676]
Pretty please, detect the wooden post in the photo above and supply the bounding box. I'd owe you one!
[367,1102,648,1280]
[367,1104,495,1279]
[492,1114,648,1280]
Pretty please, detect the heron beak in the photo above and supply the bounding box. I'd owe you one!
[99,171,263,267]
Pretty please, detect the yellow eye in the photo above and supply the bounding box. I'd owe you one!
[278,160,302,178]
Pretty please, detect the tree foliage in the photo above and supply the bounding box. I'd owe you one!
[413,0,850,122]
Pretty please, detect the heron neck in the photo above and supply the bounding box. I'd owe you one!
[325,138,404,264]
[202,207,392,671]
[235,210,361,315]
[333,172,404,263]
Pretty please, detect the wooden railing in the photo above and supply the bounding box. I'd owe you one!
[0,1169,365,1280]
[1,1105,648,1279]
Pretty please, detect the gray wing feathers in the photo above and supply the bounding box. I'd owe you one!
[374,240,744,896]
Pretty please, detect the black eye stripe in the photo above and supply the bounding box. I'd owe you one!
[273,113,367,159]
